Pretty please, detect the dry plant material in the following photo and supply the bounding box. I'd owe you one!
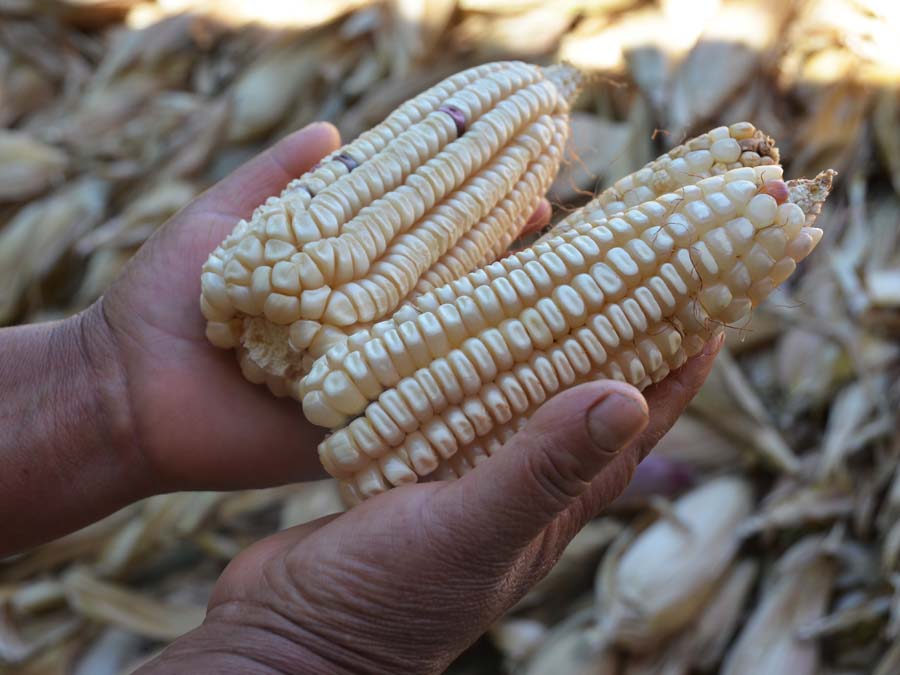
[1,2,898,672]
[721,536,836,675]
[0,131,67,202]
[592,476,753,649]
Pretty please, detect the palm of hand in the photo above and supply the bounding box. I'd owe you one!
[97,125,342,491]
[93,123,552,492]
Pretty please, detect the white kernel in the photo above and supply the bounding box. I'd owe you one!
[380,390,418,433]
[514,363,547,405]
[499,319,534,361]
[462,397,492,436]
[264,293,302,324]
[480,329,514,371]
[396,379,434,423]
[570,273,605,311]
[710,138,741,163]
[406,432,440,474]
[447,350,482,396]
[443,408,476,445]
[430,357,463,405]
[481,384,512,425]
[685,150,713,174]
[323,371,368,416]
[684,200,716,230]
[520,308,554,349]
[461,338,498,381]
[746,194,778,228]
[364,339,401,388]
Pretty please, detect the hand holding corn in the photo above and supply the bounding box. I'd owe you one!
[200,62,834,504]
[1,62,804,674]
[135,347,723,675]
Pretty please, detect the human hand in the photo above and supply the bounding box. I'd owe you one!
[82,121,552,495]
[138,336,721,675]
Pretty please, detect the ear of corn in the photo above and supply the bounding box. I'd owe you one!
[406,121,779,301]
[303,165,834,503]
[544,122,779,240]
[200,61,582,397]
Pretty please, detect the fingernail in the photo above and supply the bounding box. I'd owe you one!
[587,392,648,452]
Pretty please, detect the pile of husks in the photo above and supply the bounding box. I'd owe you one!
[1,1,898,673]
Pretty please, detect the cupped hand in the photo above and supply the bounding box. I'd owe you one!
[86,122,553,494]
[139,336,722,675]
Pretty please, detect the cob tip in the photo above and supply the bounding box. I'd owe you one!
[542,62,583,107]
[787,169,836,225]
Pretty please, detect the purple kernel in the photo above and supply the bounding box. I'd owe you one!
[438,104,466,136]
[335,153,358,172]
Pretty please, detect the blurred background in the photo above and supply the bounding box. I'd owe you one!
[1,0,899,673]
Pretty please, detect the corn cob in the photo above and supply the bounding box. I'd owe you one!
[407,122,779,301]
[304,166,834,503]
[544,122,779,239]
[200,61,582,397]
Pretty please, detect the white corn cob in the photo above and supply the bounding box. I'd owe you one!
[407,122,780,301]
[544,122,779,239]
[200,61,582,397]
[303,166,834,503]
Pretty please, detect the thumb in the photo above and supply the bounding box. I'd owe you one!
[433,381,648,554]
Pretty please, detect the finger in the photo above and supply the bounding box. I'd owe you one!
[575,333,725,514]
[630,332,724,462]
[519,199,552,236]
[433,381,648,556]
[190,122,341,221]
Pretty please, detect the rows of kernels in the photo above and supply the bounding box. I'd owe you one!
[201,62,582,402]
[311,167,793,489]
[346,168,775,378]
[324,114,568,328]
[337,314,696,502]
[546,123,778,240]
[204,63,517,289]
[201,61,558,340]
[214,66,552,326]
[408,134,560,298]
[336,172,832,503]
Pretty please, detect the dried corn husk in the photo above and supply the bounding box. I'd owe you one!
[517,519,623,612]
[721,536,837,675]
[0,3,898,673]
[592,476,754,649]
[62,568,205,641]
[0,131,67,202]
[668,0,793,132]
[548,113,634,204]
[520,607,618,675]
[0,178,108,324]
[226,41,328,143]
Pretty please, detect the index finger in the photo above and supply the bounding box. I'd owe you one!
[189,122,342,222]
